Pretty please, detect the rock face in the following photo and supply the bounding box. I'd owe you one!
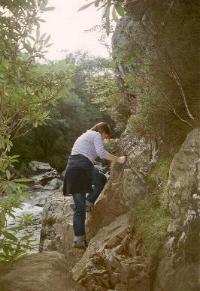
[39,133,156,251]
[72,214,150,291]
[153,128,200,291]
[70,133,156,290]
[86,132,157,240]
[37,129,200,291]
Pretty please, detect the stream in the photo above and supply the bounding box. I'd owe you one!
[7,161,63,253]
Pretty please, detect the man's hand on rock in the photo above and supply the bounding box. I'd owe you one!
[117,156,126,164]
[104,138,119,144]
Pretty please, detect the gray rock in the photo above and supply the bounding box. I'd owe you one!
[44,178,63,190]
[39,192,74,253]
[29,161,53,172]
[0,251,84,291]
[153,128,200,291]
[86,132,156,239]
[31,169,58,185]
[33,129,196,291]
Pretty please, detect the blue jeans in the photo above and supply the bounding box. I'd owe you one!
[72,167,107,241]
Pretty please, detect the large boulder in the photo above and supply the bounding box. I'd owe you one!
[29,161,59,185]
[0,251,76,291]
[29,161,53,172]
[86,163,128,240]
[87,132,157,239]
[153,128,200,291]
[39,191,74,253]
[31,170,58,185]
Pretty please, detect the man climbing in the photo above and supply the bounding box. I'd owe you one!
[63,122,126,249]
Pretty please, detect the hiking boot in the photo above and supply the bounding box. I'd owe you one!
[70,201,94,212]
[72,240,88,249]
[86,201,94,212]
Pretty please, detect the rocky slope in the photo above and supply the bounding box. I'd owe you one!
[38,128,200,291]
[0,129,199,290]
[38,132,158,291]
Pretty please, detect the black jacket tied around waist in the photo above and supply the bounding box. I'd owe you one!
[63,154,94,196]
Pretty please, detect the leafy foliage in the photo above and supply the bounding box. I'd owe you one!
[12,53,114,170]
[88,68,131,130]
[130,156,171,256]
[0,136,36,262]
[0,195,36,262]
[79,0,125,35]
[0,0,66,139]
[132,198,170,256]
[0,0,66,261]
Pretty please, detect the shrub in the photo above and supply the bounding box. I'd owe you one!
[130,157,171,256]
[131,198,170,256]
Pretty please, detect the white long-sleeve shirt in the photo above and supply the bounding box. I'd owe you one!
[71,130,108,163]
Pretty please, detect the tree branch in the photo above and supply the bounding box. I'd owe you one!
[162,93,193,127]
[165,52,195,121]
[169,68,194,120]
[171,107,193,127]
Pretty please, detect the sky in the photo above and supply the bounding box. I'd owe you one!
[40,0,110,60]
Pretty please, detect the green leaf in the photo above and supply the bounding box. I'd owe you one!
[115,4,125,17]
[0,253,7,260]
[20,234,33,241]
[42,7,55,11]
[10,155,20,159]
[37,18,46,23]
[12,178,32,183]
[6,170,11,180]
[28,35,35,41]
[44,34,51,45]
[94,0,101,7]
[46,43,52,48]
[103,3,111,35]
[2,231,18,241]
[112,5,119,23]
[36,26,40,40]
[78,1,95,11]
[23,42,32,52]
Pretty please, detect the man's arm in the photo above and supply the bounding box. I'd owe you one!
[104,138,119,144]
[104,152,126,164]
[94,134,126,164]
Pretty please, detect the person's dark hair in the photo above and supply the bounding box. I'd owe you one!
[90,122,111,136]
